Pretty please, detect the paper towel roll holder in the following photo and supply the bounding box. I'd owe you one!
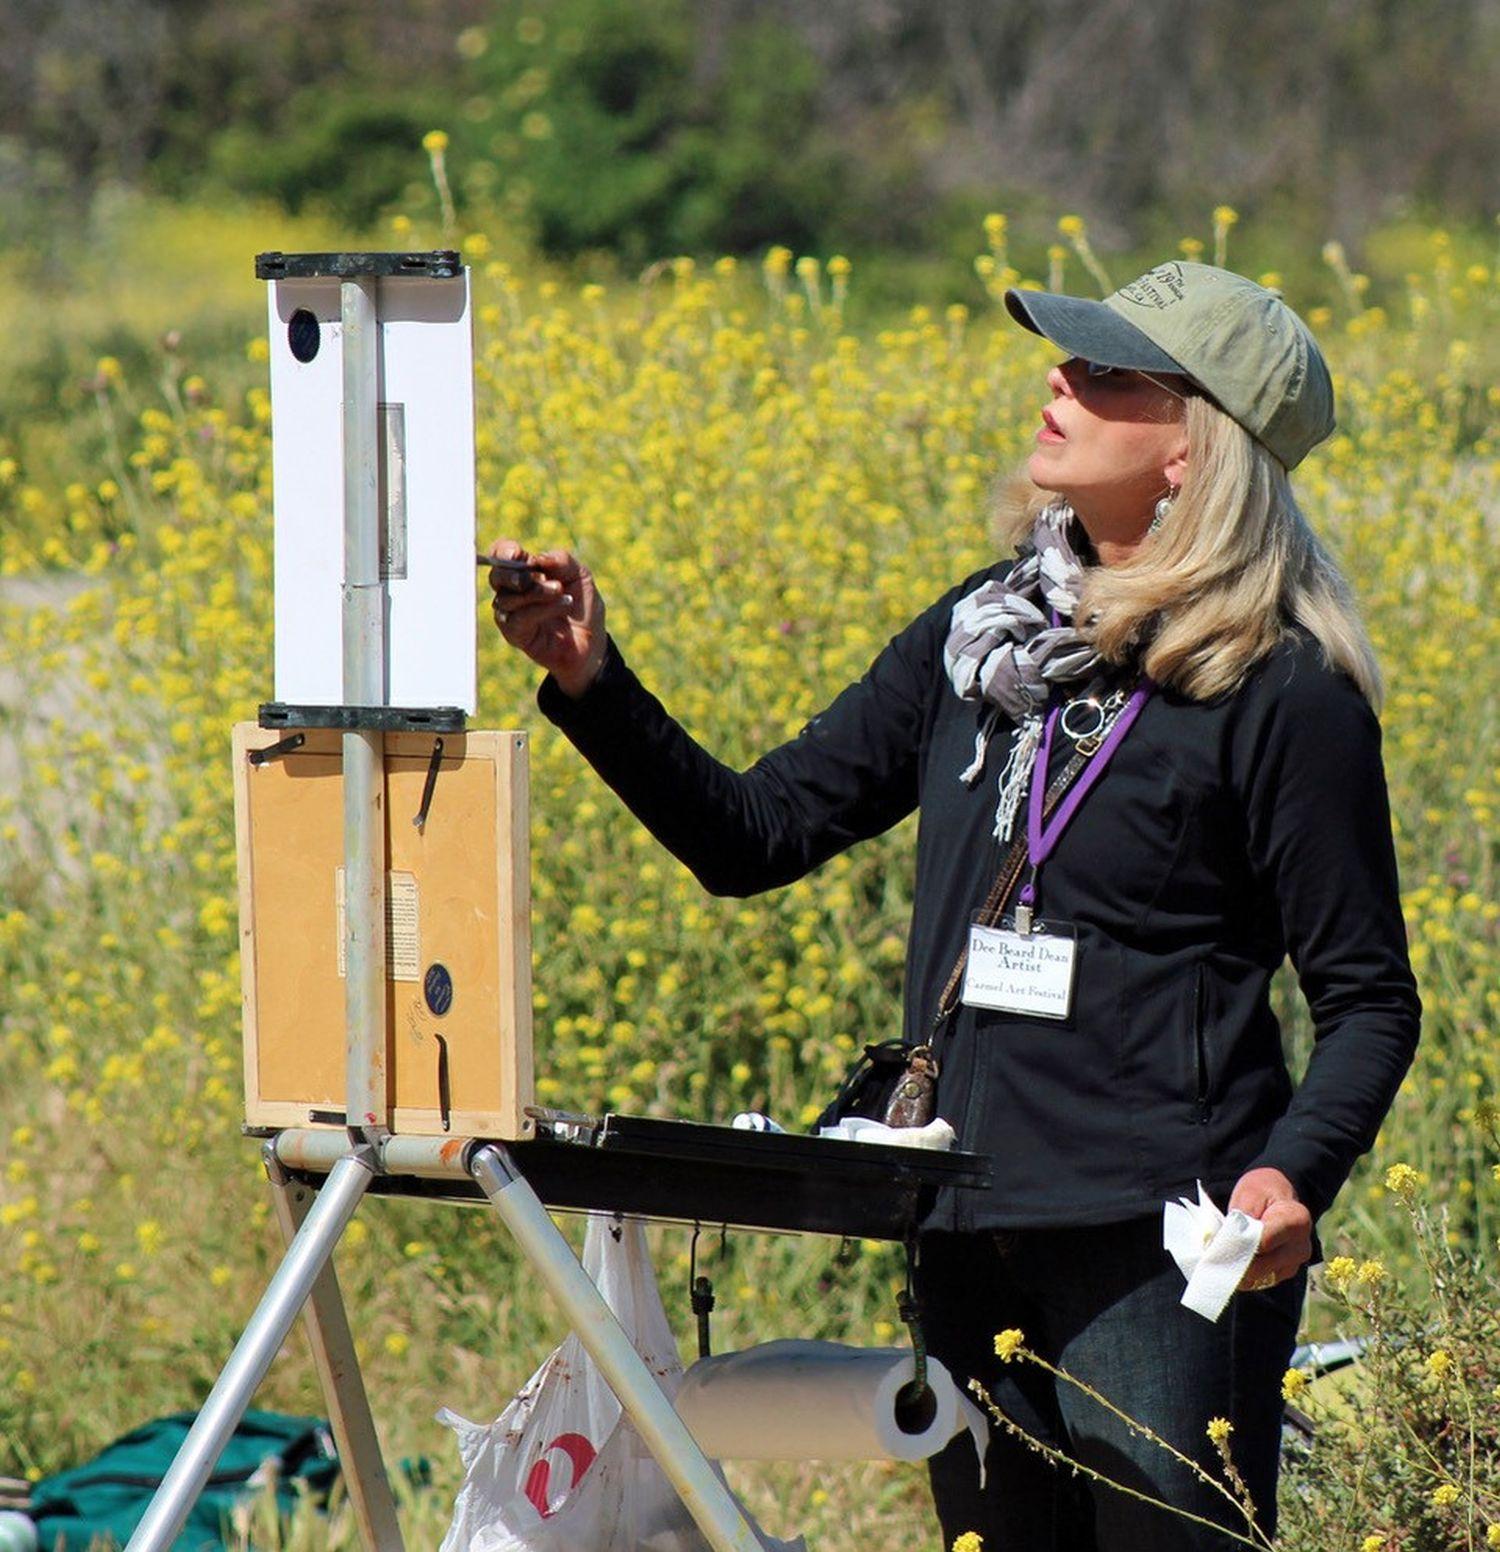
[893,1378,939,1435]
[689,1222,720,1359]
[893,1282,938,1433]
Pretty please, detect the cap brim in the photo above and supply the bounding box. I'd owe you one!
[1005,289,1190,378]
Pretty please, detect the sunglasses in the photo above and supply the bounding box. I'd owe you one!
[1071,358,1195,401]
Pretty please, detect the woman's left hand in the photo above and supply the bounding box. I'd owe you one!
[1229,1166,1313,1292]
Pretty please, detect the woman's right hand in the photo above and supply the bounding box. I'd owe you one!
[484,539,608,698]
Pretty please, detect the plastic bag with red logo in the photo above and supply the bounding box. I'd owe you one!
[436,1213,802,1552]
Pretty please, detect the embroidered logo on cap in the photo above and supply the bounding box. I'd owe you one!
[1117,263,1188,309]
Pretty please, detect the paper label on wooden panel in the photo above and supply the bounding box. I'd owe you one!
[335,868,421,981]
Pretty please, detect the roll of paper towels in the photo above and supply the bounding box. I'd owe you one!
[674,1341,988,1470]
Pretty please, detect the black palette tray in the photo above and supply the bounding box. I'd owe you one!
[351,1114,991,1242]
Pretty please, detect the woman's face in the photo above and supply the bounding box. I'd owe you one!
[1027,358,1191,548]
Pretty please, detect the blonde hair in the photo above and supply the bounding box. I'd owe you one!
[995,396,1383,708]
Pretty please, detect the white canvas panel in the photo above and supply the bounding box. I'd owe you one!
[267,269,477,713]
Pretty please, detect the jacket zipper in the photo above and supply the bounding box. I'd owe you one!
[1192,962,1211,1124]
[956,1013,989,1232]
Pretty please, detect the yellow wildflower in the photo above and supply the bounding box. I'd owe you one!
[993,1329,1025,1362]
[422,130,449,154]
[1280,1367,1309,1401]
[1057,215,1085,238]
[1425,1348,1453,1379]
[1359,1537,1385,1552]
[1206,1417,1233,1445]
[1432,1482,1459,1508]
[1384,1161,1420,1197]
[1355,1259,1387,1286]
[952,1536,984,1552]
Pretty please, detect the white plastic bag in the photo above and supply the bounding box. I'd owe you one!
[437,1214,803,1552]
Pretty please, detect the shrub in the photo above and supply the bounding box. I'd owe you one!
[1279,1161,1500,1550]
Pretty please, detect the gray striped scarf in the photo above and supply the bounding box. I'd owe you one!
[943,502,1101,838]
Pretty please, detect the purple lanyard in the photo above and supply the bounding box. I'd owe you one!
[1017,680,1154,913]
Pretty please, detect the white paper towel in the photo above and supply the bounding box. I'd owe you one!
[674,1341,988,1474]
[1163,1182,1264,1322]
[815,1117,957,1150]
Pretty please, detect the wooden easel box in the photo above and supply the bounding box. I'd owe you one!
[232,724,534,1138]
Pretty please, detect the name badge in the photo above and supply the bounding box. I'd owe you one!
[962,917,1077,1020]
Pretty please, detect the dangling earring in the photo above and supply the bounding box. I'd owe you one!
[1149,487,1177,535]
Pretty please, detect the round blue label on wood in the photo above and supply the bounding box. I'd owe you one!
[424,962,454,1017]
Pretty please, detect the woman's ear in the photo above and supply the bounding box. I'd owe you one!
[1163,434,1190,492]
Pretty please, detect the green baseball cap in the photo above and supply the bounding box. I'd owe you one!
[1005,261,1335,469]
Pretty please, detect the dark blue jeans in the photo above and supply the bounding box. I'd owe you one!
[915,1220,1305,1551]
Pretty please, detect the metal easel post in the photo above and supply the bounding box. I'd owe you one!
[265,1145,404,1552]
[125,1151,378,1551]
[469,1145,765,1552]
[340,274,389,1135]
[129,274,398,1551]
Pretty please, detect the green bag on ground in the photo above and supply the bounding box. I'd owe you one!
[28,1410,340,1551]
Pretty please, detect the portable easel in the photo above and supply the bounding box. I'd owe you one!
[126,253,989,1552]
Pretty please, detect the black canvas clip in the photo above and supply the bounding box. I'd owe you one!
[248,732,305,767]
[413,737,445,830]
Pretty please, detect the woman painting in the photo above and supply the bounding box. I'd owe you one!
[485,261,1420,1550]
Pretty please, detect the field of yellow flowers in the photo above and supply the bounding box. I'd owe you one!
[1,217,1498,1547]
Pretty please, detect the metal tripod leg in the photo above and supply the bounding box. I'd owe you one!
[265,1144,404,1552]
[126,1148,379,1552]
[469,1145,764,1552]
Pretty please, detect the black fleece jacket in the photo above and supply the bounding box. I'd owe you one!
[538,567,1420,1232]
